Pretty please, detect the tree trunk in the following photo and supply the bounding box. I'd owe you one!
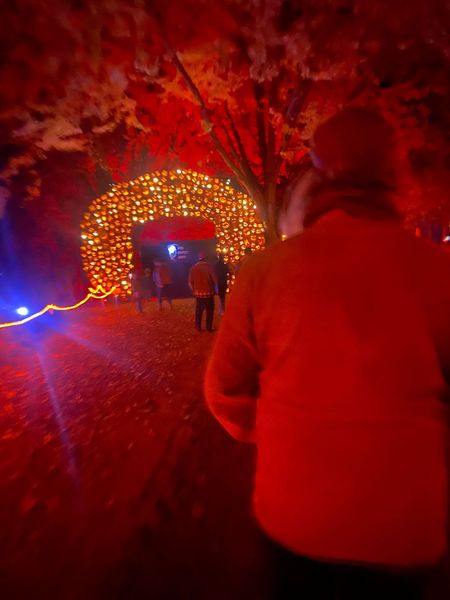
[263,190,280,245]
[243,184,279,245]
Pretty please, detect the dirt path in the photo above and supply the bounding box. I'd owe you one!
[0,301,268,599]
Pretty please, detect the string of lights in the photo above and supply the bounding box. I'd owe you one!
[0,285,116,330]
[81,169,265,295]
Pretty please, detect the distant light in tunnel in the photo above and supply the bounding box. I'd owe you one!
[168,244,178,258]
[16,306,29,316]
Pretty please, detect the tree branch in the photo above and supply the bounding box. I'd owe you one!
[264,79,279,198]
[164,45,251,186]
[281,78,312,154]
[269,77,312,187]
[253,82,268,178]
[165,46,208,116]
[224,105,261,190]
[220,124,241,164]
[225,105,251,168]
[346,80,367,103]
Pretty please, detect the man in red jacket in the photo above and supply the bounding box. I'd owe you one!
[205,108,450,598]
[189,252,217,332]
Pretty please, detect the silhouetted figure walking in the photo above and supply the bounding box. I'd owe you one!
[153,260,173,310]
[214,254,231,314]
[131,269,145,313]
[189,252,217,332]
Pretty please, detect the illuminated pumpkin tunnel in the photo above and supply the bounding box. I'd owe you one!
[80,169,265,294]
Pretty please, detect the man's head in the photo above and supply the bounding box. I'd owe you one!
[311,107,396,188]
[198,251,207,261]
[279,107,398,238]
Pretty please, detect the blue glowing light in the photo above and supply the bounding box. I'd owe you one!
[16,306,29,316]
[168,244,177,257]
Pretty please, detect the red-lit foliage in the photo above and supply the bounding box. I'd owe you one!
[0,0,449,250]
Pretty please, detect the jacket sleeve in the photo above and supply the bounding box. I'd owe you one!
[204,260,260,443]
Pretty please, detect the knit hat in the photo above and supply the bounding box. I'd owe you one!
[311,107,396,187]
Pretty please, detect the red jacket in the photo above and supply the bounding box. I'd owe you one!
[205,204,450,568]
[189,260,217,297]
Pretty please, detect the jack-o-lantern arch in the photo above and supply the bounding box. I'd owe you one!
[80,169,265,294]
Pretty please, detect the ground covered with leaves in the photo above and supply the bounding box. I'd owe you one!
[0,299,269,600]
[1,299,450,600]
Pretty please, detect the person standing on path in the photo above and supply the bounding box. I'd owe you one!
[153,259,173,310]
[131,268,145,313]
[214,253,231,315]
[205,107,450,599]
[189,252,217,332]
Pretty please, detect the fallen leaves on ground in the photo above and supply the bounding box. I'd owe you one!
[0,300,261,600]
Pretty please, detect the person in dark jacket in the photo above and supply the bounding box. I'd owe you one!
[214,253,231,314]
[153,260,173,310]
[234,247,252,277]
[205,108,450,599]
[189,252,217,332]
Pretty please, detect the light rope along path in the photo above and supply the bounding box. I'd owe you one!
[0,286,117,330]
